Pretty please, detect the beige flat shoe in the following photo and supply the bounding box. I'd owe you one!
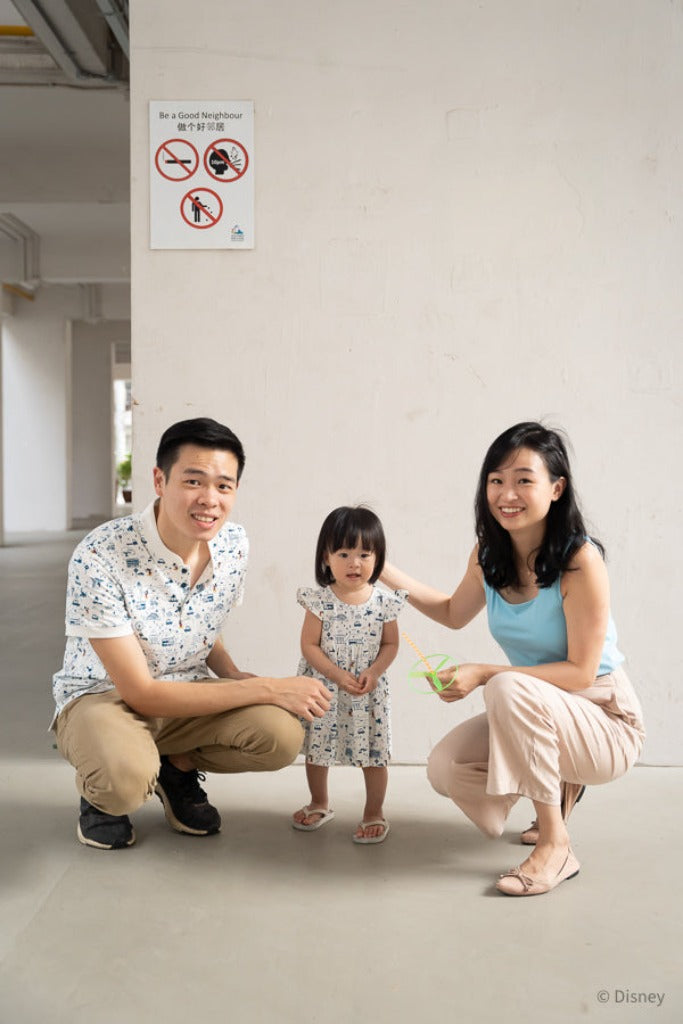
[496,848,580,897]
[520,782,586,845]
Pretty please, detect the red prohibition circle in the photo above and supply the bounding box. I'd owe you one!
[180,188,223,229]
[154,139,199,181]
[203,139,249,182]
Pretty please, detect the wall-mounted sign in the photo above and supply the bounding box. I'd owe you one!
[149,100,254,250]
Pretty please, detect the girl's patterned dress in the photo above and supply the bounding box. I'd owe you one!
[297,585,407,767]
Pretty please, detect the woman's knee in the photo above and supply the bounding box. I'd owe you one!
[426,741,454,797]
[484,671,533,714]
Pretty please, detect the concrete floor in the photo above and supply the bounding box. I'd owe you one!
[1,533,681,1024]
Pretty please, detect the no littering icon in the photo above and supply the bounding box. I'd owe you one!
[180,188,223,229]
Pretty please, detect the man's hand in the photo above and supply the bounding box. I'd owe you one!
[267,676,333,721]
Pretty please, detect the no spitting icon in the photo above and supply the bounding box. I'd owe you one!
[180,188,223,229]
[155,139,199,181]
[204,139,249,182]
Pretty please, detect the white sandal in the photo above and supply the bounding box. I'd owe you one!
[353,818,390,844]
[292,805,335,831]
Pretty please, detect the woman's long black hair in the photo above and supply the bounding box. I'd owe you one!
[475,422,604,590]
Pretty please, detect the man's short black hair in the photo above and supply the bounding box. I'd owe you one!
[155,418,245,481]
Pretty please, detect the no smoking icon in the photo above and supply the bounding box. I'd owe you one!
[155,139,199,181]
[180,188,223,229]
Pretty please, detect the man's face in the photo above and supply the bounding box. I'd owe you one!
[153,444,239,553]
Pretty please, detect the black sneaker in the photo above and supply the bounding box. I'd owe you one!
[77,797,136,850]
[155,756,221,836]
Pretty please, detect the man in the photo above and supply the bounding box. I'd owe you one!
[52,418,331,850]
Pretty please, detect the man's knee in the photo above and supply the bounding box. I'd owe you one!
[80,753,159,816]
[231,706,303,771]
[57,694,159,814]
[261,709,304,770]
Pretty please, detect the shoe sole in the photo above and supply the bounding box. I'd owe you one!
[155,784,221,836]
[497,868,580,896]
[77,823,136,850]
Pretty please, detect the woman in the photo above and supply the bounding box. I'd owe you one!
[382,422,644,896]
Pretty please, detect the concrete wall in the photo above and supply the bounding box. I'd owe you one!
[130,1,682,764]
[1,287,77,531]
[1,286,131,533]
[70,319,131,523]
[0,76,131,540]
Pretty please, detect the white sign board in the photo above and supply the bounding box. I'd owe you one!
[149,100,254,250]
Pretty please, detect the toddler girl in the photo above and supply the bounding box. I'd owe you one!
[292,506,406,843]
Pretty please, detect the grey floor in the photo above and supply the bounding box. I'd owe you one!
[1,534,681,1024]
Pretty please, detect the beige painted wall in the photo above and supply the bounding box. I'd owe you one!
[130,1,682,764]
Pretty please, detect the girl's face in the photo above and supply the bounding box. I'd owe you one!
[486,447,565,538]
[325,542,377,594]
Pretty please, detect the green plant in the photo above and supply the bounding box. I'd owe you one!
[116,452,132,488]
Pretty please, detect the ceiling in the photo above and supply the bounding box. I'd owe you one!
[0,1,130,293]
[0,0,128,89]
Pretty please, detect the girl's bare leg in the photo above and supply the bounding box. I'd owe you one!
[354,765,388,839]
[292,762,330,826]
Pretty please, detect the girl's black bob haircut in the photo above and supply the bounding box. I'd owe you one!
[475,421,604,590]
[315,506,386,586]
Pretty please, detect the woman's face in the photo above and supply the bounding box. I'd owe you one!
[486,447,565,538]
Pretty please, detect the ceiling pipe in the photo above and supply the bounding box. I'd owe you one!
[93,0,128,60]
[0,25,34,36]
[9,0,122,85]
[0,213,41,291]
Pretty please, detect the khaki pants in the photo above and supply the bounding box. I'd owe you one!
[55,690,304,816]
[427,668,645,838]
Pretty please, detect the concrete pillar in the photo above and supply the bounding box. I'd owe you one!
[130,0,683,763]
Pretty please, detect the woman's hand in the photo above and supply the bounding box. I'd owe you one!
[381,551,486,630]
[432,663,484,702]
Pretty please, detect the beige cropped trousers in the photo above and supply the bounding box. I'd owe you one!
[427,668,645,838]
[55,689,304,816]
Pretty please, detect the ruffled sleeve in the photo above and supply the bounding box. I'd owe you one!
[296,586,326,619]
[377,588,408,622]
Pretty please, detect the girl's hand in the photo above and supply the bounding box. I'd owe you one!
[432,663,483,702]
[336,671,364,695]
[358,668,379,694]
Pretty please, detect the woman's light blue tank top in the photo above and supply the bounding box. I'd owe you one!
[484,577,624,677]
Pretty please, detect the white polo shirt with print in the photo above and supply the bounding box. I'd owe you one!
[52,501,248,721]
